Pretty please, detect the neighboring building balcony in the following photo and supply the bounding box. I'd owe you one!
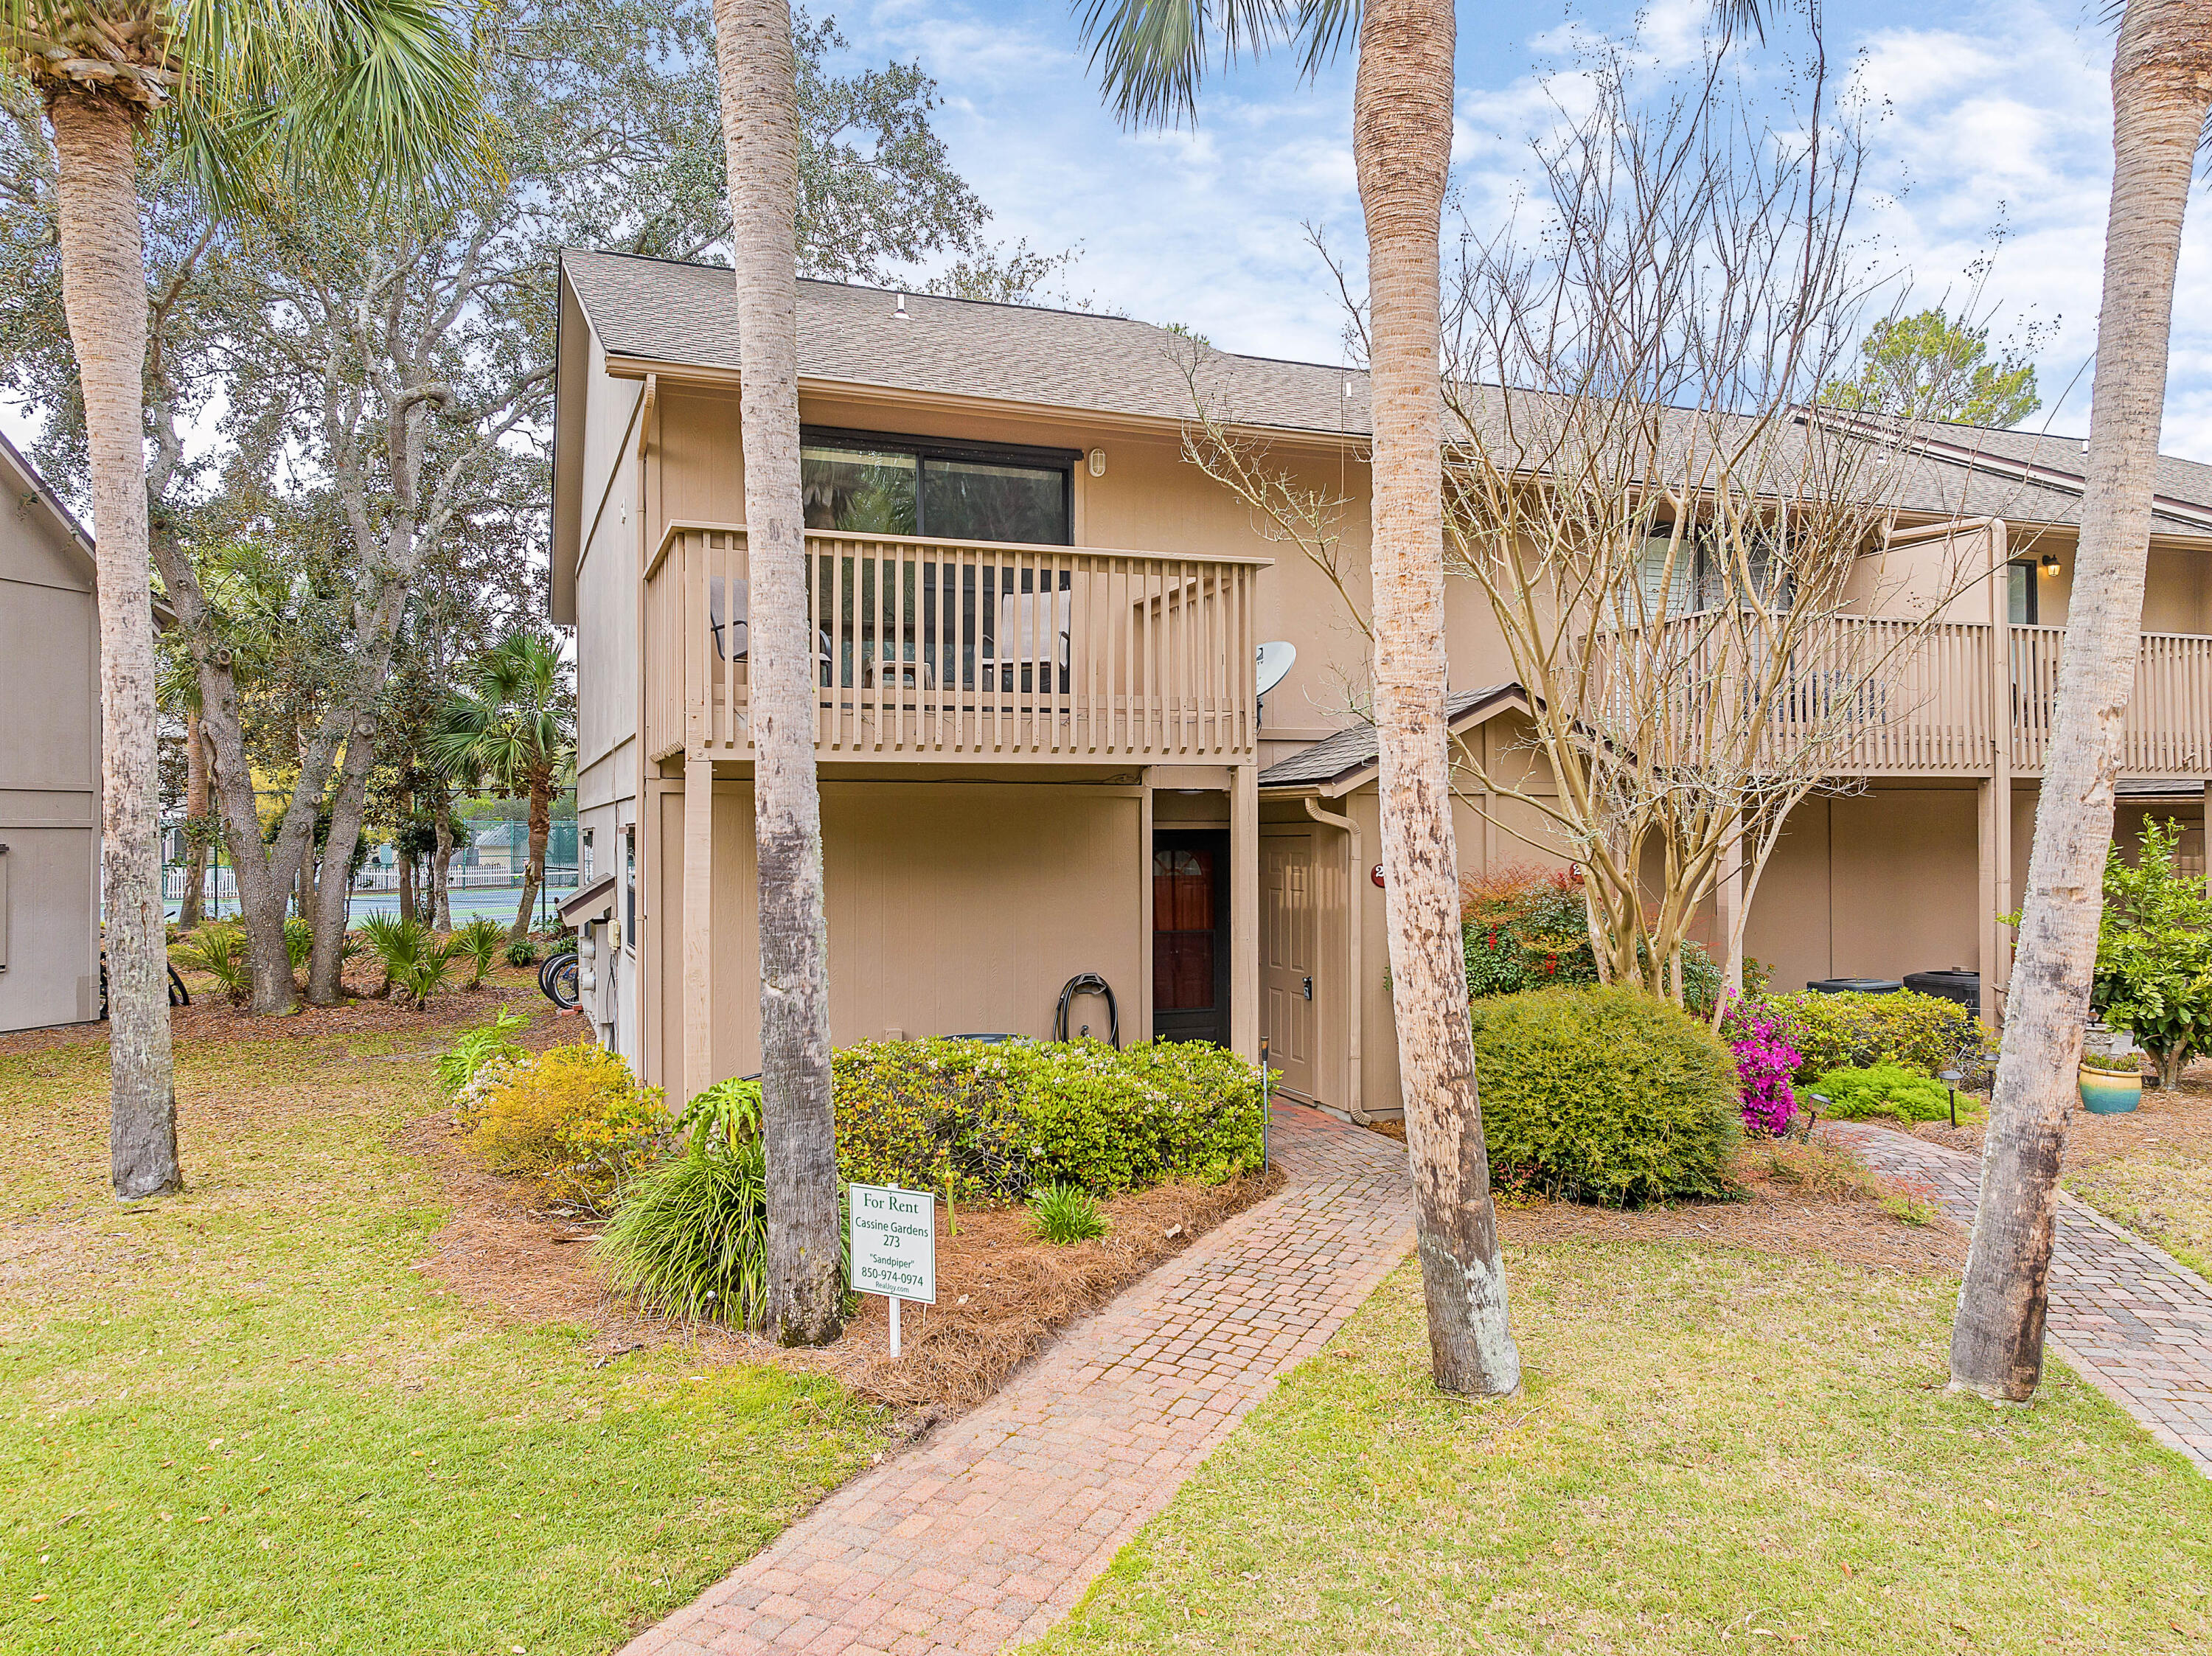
[644,522,1270,765]
[1608,616,2212,779]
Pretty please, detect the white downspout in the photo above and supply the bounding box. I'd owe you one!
[1303,794,1366,1122]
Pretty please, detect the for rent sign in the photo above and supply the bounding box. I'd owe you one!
[847,1183,937,1307]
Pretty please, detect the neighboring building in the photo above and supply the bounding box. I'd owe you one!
[551,249,2212,1119]
[0,434,101,1032]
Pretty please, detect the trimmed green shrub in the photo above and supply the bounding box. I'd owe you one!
[1030,1181,1109,1244]
[1806,1062,1969,1124]
[1761,989,1992,1083]
[504,935,540,969]
[833,1037,1265,1200]
[1469,987,1742,1206]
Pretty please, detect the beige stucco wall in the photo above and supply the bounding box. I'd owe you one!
[648,776,1145,1090]
[0,482,100,1031]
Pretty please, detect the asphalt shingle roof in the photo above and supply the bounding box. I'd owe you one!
[562,249,2212,539]
[1257,686,1522,790]
[563,249,1373,436]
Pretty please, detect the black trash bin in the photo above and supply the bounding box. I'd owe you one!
[1903,968,1980,1017]
[1806,977,1904,995]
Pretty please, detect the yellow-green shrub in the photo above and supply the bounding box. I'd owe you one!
[469,1040,667,1209]
[1470,987,1742,1206]
[1762,989,1993,1082]
[830,1037,1266,1199]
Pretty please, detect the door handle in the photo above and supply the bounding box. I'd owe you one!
[1301,975,1312,1000]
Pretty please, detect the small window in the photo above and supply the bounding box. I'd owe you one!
[2008,560,2039,625]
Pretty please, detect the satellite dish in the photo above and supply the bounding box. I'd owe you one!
[1255,641,1296,699]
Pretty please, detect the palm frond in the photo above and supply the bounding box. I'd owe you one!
[164,0,498,215]
[1076,0,1303,128]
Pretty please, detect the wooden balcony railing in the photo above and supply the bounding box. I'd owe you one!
[644,523,1270,763]
[1593,616,2212,779]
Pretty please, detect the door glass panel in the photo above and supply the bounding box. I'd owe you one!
[2007,561,2037,625]
[1153,848,1216,1010]
[801,446,919,535]
[922,457,1068,545]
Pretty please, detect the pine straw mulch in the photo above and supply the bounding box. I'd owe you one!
[408,1110,1286,1424]
[1911,1061,2212,1172]
[0,960,580,1058]
[1363,1116,1964,1276]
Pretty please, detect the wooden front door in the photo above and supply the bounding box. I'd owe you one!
[1152,830,1229,1046]
[1262,833,1317,1099]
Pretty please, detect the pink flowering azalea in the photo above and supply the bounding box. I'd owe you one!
[1719,997,1801,1135]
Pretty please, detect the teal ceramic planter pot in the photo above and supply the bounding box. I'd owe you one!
[2079,1065,2143,1115]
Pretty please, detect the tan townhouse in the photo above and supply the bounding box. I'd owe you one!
[550,250,2212,1121]
[1,433,102,1033]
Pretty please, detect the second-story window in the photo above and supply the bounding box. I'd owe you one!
[2007,560,2039,625]
[800,428,1074,545]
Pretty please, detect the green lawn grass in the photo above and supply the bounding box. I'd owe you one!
[0,1028,886,1655]
[1039,1248,2212,1656]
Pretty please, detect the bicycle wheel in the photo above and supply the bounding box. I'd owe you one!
[542,952,581,1011]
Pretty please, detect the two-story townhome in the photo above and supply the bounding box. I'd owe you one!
[551,249,2212,1121]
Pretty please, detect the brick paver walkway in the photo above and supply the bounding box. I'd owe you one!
[622,1104,1413,1656]
[1834,1123,2212,1472]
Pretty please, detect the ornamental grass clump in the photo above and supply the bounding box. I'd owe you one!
[1029,1181,1109,1244]
[596,1128,771,1324]
[1469,987,1741,1206]
[468,1040,667,1210]
[1718,998,1801,1135]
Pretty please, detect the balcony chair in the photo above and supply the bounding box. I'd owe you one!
[979,585,1072,695]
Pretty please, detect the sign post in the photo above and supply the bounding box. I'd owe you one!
[847,1182,937,1359]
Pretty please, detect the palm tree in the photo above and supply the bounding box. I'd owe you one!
[1951,0,2212,1402]
[0,3,488,1199]
[1079,0,1522,1394]
[428,634,576,947]
[1080,0,1773,1396]
[710,0,844,1346]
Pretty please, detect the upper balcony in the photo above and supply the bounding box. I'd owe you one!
[1613,615,2212,779]
[644,523,1270,766]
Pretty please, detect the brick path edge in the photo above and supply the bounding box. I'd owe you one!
[1830,1122,2212,1474]
[619,1102,1416,1656]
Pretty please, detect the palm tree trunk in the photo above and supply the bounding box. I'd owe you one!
[714,0,844,1346]
[1357,0,1521,1396]
[49,92,180,1201]
[180,709,209,930]
[518,774,551,939]
[1951,0,2212,1401]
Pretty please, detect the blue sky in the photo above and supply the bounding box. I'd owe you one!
[5,1,2199,465]
[833,0,2212,459]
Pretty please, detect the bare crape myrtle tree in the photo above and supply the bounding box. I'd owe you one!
[1183,31,2014,1013]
